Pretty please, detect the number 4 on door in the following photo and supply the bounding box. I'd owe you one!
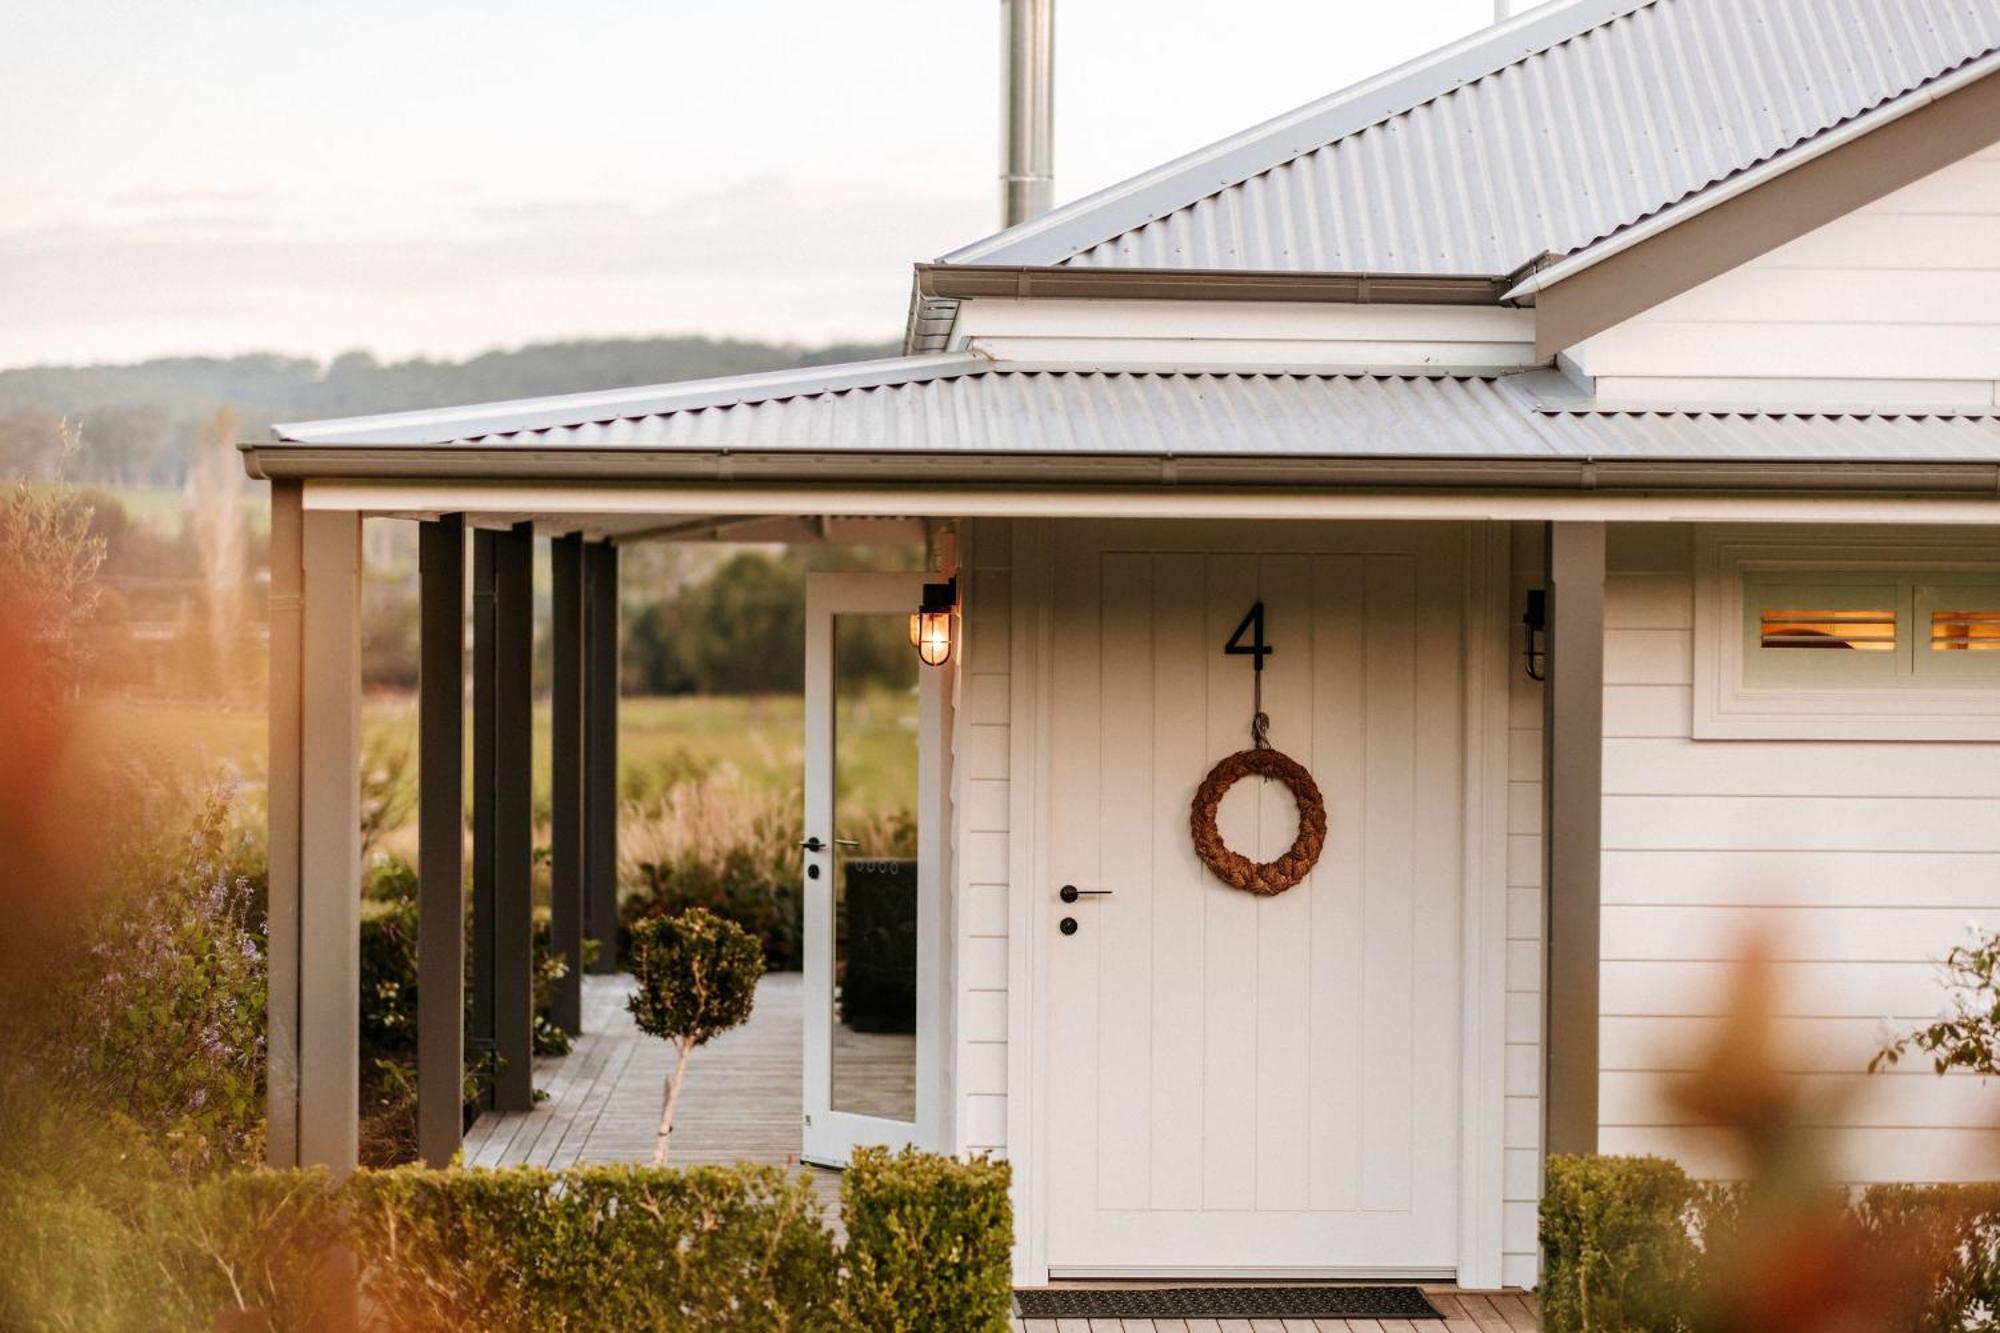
[1225,601,1272,671]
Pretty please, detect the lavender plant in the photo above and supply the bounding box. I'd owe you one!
[51,789,267,1170]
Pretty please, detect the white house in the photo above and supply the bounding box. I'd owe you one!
[244,0,2000,1293]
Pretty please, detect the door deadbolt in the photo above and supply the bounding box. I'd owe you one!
[1059,916,1078,935]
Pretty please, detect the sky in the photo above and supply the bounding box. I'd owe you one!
[2,0,1499,369]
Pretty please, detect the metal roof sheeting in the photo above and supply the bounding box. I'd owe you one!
[273,357,2000,464]
[942,0,2000,276]
[442,368,1561,455]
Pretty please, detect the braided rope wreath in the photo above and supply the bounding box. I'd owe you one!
[1188,747,1328,895]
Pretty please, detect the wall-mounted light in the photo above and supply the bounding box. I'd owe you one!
[909,577,957,667]
[1523,588,1547,681]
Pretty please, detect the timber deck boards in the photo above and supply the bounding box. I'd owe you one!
[463,971,851,1209]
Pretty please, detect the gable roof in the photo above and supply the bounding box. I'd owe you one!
[940,0,2000,278]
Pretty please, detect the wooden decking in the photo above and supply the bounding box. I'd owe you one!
[465,973,1540,1331]
[464,971,832,1199]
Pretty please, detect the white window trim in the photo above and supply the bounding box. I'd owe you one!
[1694,526,2000,741]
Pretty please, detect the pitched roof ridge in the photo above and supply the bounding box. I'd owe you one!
[939,0,1659,268]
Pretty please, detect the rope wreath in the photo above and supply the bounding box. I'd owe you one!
[1188,745,1327,895]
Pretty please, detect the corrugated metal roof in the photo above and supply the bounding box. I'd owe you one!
[272,355,2000,463]
[941,0,2000,276]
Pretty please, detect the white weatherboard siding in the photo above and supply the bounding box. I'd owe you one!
[1572,144,2000,407]
[1599,524,2000,1184]
[1503,522,1546,1292]
[957,520,1012,1160]
[954,299,1539,371]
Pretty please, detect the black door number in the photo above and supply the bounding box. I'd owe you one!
[1225,601,1272,672]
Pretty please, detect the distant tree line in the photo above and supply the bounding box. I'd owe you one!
[357,545,922,699]
[0,335,897,488]
[624,549,918,696]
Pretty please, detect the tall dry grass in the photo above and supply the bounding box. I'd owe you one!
[620,769,804,888]
[617,766,916,972]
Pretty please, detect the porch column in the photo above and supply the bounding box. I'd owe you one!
[547,533,585,1034]
[583,540,620,973]
[266,481,304,1167]
[1544,520,1605,1157]
[470,530,497,1093]
[276,504,361,1170]
[417,515,466,1167]
[492,522,537,1110]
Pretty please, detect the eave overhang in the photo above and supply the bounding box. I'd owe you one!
[239,441,2000,501]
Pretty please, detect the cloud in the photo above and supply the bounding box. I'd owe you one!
[0,170,990,366]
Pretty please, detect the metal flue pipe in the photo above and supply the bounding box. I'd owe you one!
[1001,0,1053,227]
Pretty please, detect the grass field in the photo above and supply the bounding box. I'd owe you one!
[77,687,916,834]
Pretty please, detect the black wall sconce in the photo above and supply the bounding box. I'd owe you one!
[1523,588,1547,681]
[909,577,958,667]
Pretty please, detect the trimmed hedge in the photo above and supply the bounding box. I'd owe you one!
[840,1146,1014,1332]
[0,1167,344,1333]
[1855,1183,2000,1333]
[348,1163,836,1331]
[1541,1155,1704,1333]
[1543,1155,2000,1333]
[2,1152,1011,1332]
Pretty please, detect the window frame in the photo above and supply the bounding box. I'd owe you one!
[1694,526,2000,741]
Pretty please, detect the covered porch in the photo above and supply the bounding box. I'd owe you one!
[246,353,2000,1288]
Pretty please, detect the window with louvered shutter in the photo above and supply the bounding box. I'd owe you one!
[1740,573,2000,690]
[1697,528,2000,741]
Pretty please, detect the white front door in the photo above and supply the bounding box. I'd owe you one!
[1045,523,1467,1276]
[801,571,943,1166]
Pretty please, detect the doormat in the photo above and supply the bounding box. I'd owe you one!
[1012,1285,1443,1320]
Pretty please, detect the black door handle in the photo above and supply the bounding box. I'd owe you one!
[1059,884,1111,903]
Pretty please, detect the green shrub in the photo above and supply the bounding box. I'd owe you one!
[1543,1160,2000,1333]
[347,1162,837,1332]
[0,1166,342,1333]
[839,1146,1013,1333]
[2,1152,1015,1333]
[359,866,421,1053]
[1541,1154,1702,1333]
[143,1168,346,1330]
[0,1168,157,1332]
[623,846,805,971]
[1857,1183,2000,1333]
[357,855,589,1165]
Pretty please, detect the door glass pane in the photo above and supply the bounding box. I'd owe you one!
[830,612,920,1122]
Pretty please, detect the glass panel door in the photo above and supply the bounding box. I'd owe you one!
[802,571,939,1165]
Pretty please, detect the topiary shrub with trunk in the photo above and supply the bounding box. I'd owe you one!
[625,906,764,1164]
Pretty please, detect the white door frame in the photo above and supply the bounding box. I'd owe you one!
[802,570,948,1165]
[1005,519,1514,1287]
